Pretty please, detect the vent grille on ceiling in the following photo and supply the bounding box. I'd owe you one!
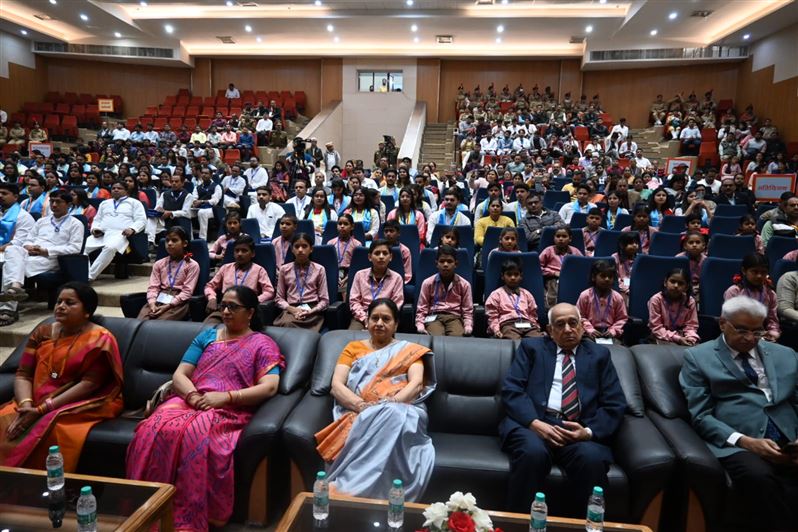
[216,36,236,44]
[691,10,713,17]
[34,42,175,59]
[436,35,454,44]
[589,46,748,62]
[570,36,585,44]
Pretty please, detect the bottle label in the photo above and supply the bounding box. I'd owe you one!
[47,466,63,478]
[532,517,546,528]
[314,494,328,506]
[77,511,97,524]
[587,510,603,521]
[389,502,403,513]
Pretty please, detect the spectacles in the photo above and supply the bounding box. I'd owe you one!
[219,302,245,312]
[726,322,767,339]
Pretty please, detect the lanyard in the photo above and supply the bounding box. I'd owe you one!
[400,210,416,225]
[370,273,387,300]
[666,299,684,330]
[593,290,612,329]
[336,238,351,265]
[507,288,523,318]
[295,264,311,299]
[639,229,649,249]
[744,287,766,304]
[235,266,251,286]
[440,210,457,226]
[584,229,599,248]
[432,274,451,309]
[167,259,184,289]
[50,215,68,233]
[113,197,126,212]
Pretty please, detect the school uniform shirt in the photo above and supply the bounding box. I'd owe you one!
[538,245,583,277]
[612,252,635,295]
[576,288,628,337]
[271,235,291,268]
[247,202,285,238]
[210,233,238,261]
[582,227,604,257]
[415,273,474,332]
[485,286,539,335]
[676,251,706,294]
[275,261,329,313]
[783,249,798,262]
[620,225,657,254]
[426,209,472,244]
[394,242,413,283]
[723,284,780,337]
[647,292,700,343]
[328,236,362,269]
[349,268,404,324]
[146,257,200,307]
[205,262,274,303]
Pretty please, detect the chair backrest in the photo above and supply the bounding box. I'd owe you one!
[414,247,473,305]
[380,195,395,214]
[320,220,366,244]
[274,218,315,240]
[772,259,798,287]
[485,251,546,323]
[648,231,682,257]
[543,190,569,209]
[611,213,633,232]
[707,234,755,259]
[699,257,741,317]
[628,255,690,320]
[713,204,749,218]
[765,236,797,267]
[538,225,585,254]
[398,224,421,277]
[630,344,690,420]
[657,215,687,234]
[594,230,623,258]
[346,246,405,299]
[310,245,341,303]
[429,224,475,264]
[569,212,589,229]
[551,177,571,191]
[277,202,295,217]
[557,255,615,305]
[708,216,741,236]
[254,243,278,285]
[480,226,527,270]
[242,217,261,239]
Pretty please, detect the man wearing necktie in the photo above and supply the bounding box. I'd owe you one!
[680,295,798,531]
[499,303,627,515]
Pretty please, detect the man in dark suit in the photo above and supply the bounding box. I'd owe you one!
[713,177,754,213]
[680,295,798,531]
[500,303,627,514]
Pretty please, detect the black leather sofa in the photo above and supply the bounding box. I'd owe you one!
[282,331,675,526]
[0,317,320,525]
[631,344,746,532]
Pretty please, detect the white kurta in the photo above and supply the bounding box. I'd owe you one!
[85,197,147,253]
[4,214,84,283]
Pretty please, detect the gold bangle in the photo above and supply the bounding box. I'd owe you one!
[17,398,33,406]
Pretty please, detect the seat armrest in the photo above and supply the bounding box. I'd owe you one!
[612,415,676,522]
[120,292,147,318]
[324,301,348,331]
[281,393,334,490]
[57,254,89,283]
[0,374,14,403]
[189,295,208,322]
[259,301,276,327]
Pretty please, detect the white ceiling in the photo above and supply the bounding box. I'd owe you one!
[0,0,796,60]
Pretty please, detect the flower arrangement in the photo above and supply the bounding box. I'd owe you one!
[416,492,503,532]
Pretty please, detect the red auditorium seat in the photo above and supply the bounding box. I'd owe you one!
[84,104,100,127]
[111,95,123,112]
[86,152,100,162]
[255,91,268,102]
[43,114,60,135]
[230,98,242,108]
[294,91,307,111]
[78,93,94,105]
[200,106,215,117]
[144,106,158,117]
[216,89,226,97]
[71,104,86,124]
[44,92,61,103]
[164,95,177,106]
[157,105,172,116]
[139,116,153,127]
[55,103,70,115]
[717,99,733,113]
[63,92,78,104]
[172,106,186,117]
[268,91,281,104]
[186,105,200,116]
[701,128,716,142]
[788,142,798,157]
[177,88,190,97]
[215,106,228,116]
[40,102,54,114]
[574,126,589,141]
[198,118,212,130]
[215,96,228,106]
[184,117,197,129]
[154,117,167,131]
[280,90,292,102]
[22,102,40,113]
[168,117,183,129]
[10,112,26,125]
[698,142,720,168]
[203,96,216,107]
[27,113,43,128]
[126,118,139,130]
[223,149,240,164]
[189,96,202,106]
[242,90,255,100]
[176,94,190,106]
[229,107,241,117]
[61,115,79,138]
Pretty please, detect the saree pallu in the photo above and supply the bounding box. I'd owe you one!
[0,324,124,471]
[126,331,284,532]
[315,340,437,501]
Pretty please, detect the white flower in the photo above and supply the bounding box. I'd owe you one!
[422,502,449,529]
[446,491,477,512]
[471,508,494,532]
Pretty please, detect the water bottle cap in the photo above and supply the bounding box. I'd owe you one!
[80,486,92,496]
[393,479,402,487]
[593,486,604,495]
[49,445,60,454]
[535,492,545,501]
[316,471,326,480]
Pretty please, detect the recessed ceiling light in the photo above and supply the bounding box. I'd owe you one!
[314,0,322,5]
[495,37,502,43]
[414,36,420,43]
[140,1,148,6]
[585,25,593,33]
[411,24,418,32]
[256,36,262,42]
[743,33,751,40]
[245,24,252,32]
[79,13,88,21]
[668,11,678,20]
[496,24,504,33]
[20,29,28,35]
[650,29,658,36]
[333,36,340,42]
[406,0,414,5]
[114,31,121,38]
[49,0,57,4]
[326,24,334,32]
[226,0,234,6]
[501,0,509,4]
[599,0,607,3]
[164,24,174,34]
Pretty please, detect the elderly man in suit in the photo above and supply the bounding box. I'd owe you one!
[680,295,798,531]
[500,303,627,514]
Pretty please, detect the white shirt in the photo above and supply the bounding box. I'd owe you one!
[360,177,379,190]
[156,189,195,218]
[611,124,629,139]
[724,336,773,446]
[93,197,146,233]
[221,175,246,199]
[247,202,285,238]
[26,214,84,256]
[255,118,273,133]
[225,87,240,99]
[635,156,652,169]
[426,208,472,244]
[112,128,131,141]
[697,178,722,195]
[244,166,270,189]
[286,194,311,215]
[680,126,701,140]
[2,206,35,247]
[513,137,532,151]
[480,137,498,153]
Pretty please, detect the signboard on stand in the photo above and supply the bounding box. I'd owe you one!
[751,173,797,202]
[97,98,115,113]
[28,142,53,157]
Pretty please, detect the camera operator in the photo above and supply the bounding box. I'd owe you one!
[378,135,398,166]
[286,137,311,190]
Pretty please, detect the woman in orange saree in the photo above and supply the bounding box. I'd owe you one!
[316,298,437,501]
[0,282,123,471]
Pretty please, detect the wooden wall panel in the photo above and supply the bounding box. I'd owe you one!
[210,58,322,116]
[192,58,213,98]
[45,58,191,118]
[558,59,582,102]
[736,57,798,143]
[439,59,562,121]
[582,63,739,128]
[0,55,48,116]
[320,57,343,107]
[417,58,441,123]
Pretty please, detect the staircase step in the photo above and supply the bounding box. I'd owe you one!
[91,275,151,307]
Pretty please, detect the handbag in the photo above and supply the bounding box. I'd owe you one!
[121,380,174,420]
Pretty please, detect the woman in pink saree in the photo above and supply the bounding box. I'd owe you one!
[126,286,284,532]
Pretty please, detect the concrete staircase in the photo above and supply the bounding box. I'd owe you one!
[632,127,681,166]
[420,123,456,169]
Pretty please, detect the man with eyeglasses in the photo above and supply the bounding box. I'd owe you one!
[518,192,565,249]
[499,303,626,514]
[680,295,798,531]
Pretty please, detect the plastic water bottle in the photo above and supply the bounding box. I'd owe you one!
[387,479,404,528]
[313,471,329,520]
[48,488,66,529]
[76,486,97,532]
[585,486,605,532]
[46,445,64,491]
[530,492,547,532]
